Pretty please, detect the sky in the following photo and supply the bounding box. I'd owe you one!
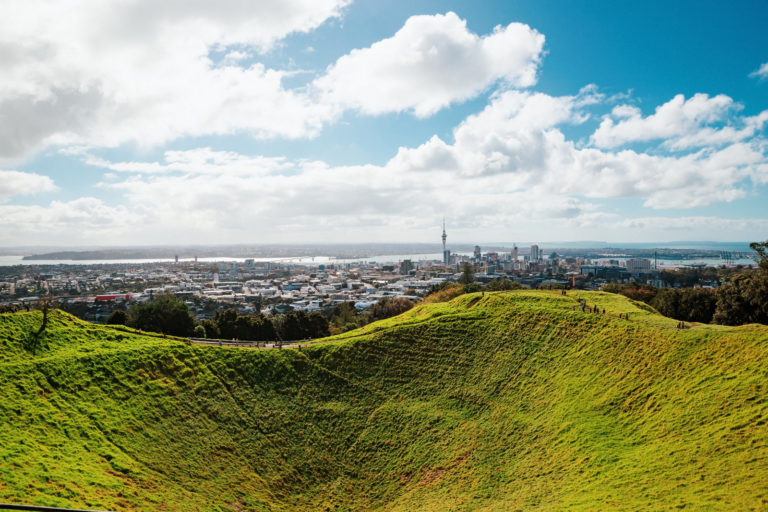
[0,0,767,247]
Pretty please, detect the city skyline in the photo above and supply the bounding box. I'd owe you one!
[1,1,767,246]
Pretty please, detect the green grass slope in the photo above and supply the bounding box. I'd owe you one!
[1,291,767,511]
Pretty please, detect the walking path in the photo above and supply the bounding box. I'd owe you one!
[102,289,694,351]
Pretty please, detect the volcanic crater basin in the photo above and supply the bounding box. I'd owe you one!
[1,290,767,511]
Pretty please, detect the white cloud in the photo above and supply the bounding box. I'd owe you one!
[220,51,252,66]
[63,89,765,246]
[0,5,551,164]
[388,90,768,209]
[86,148,292,176]
[590,93,739,149]
[617,215,768,234]
[666,110,768,150]
[0,198,132,244]
[750,62,768,79]
[8,85,768,244]
[0,170,57,202]
[314,12,545,117]
[0,0,350,162]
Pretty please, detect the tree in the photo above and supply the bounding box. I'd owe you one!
[126,292,195,336]
[329,302,361,331]
[213,309,239,339]
[677,288,717,323]
[250,315,278,341]
[34,296,58,335]
[711,240,768,326]
[485,277,522,291]
[603,282,658,304]
[276,312,303,340]
[713,271,768,325]
[651,289,682,320]
[426,281,455,295]
[750,240,768,272]
[651,288,716,323]
[463,283,483,293]
[458,263,475,285]
[193,325,206,338]
[200,319,220,339]
[368,297,414,322]
[306,312,330,338]
[105,310,128,325]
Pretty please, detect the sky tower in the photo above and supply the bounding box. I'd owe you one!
[441,218,450,265]
[442,218,447,252]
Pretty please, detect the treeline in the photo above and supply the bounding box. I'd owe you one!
[603,241,768,325]
[327,297,415,332]
[106,293,416,339]
[198,309,329,341]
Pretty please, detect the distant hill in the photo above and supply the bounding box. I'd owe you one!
[1,291,767,510]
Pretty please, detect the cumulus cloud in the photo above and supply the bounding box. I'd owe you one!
[0,0,350,162]
[617,215,768,234]
[0,170,57,202]
[314,12,545,117]
[0,5,551,163]
[0,198,132,244]
[61,87,765,244]
[86,148,292,176]
[590,93,742,149]
[388,90,768,209]
[750,62,768,79]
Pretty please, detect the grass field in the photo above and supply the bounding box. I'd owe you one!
[1,290,766,510]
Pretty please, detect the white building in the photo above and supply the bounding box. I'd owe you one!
[625,258,652,273]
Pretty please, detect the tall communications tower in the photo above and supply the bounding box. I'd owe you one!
[442,218,450,265]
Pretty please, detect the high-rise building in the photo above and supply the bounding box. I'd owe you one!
[474,245,481,260]
[511,244,518,261]
[530,244,540,261]
[625,258,651,274]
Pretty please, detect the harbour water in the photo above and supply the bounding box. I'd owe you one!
[0,252,756,268]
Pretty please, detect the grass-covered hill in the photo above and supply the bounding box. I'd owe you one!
[1,290,767,511]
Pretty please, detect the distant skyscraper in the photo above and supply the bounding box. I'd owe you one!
[474,245,481,260]
[511,244,518,261]
[530,244,540,261]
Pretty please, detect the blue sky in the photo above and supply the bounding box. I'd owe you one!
[1,0,766,246]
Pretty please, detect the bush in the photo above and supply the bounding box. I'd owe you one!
[713,271,768,325]
[105,310,128,325]
[126,293,195,336]
[651,288,716,323]
[602,283,658,304]
[486,277,522,291]
[200,319,220,339]
[368,297,414,322]
[423,284,466,304]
